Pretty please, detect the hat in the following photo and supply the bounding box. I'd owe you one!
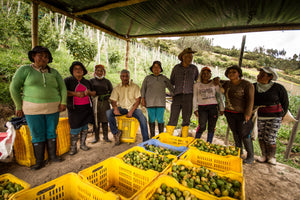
[28,46,53,63]
[201,67,211,72]
[259,67,278,81]
[69,61,87,76]
[178,47,197,61]
[94,64,106,75]
[150,61,163,73]
[225,65,243,78]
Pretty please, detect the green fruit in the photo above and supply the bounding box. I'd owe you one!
[158,195,166,200]
[161,183,167,191]
[232,180,241,188]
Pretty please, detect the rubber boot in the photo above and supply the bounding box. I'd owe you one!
[114,130,123,146]
[267,144,277,165]
[149,122,156,138]
[242,137,255,164]
[207,132,214,143]
[69,134,79,155]
[47,138,62,162]
[257,140,267,163]
[181,126,189,138]
[166,125,175,136]
[102,122,112,142]
[80,130,90,151]
[158,123,164,134]
[31,142,45,170]
[91,124,100,144]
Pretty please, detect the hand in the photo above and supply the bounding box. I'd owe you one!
[244,115,251,122]
[15,110,24,117]
[126,111,133,118]
[113,108,121,116]
[59,104,67,112]
[220,111,224,116]
[76,91,85,98]
[84,90,89,96]
[194,111,199,117]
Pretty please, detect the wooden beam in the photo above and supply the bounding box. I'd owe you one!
[31,1,39,48]
[125,40,130,69]
[73,0,148,16]
[239,35,246,67]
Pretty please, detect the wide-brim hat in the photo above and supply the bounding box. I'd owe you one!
[28,46,53,63]
[69,61,87,76]
[150,61,163,72]
[178,47,197,61]
[259,66,278,81]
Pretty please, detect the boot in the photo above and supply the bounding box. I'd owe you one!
[80,130,90,151]
[257,140,267,163]
[267,144,277,165]
[114,130,122,146]
[31,142,45,170]
[207,132,214,143]
[181,126,189,138]
[69,134,78,155]
[242,137,254,164]
[102,122,112,142]
[91,124,100,144]
[166,125,175,136]
[158,123,164,134]
[149,122,156,138]
[47,138,62,162]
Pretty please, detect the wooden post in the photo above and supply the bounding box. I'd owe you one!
[125,40,129,69]
[284,106,300,159]
[31,1,39,48]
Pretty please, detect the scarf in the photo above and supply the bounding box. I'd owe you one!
[256,81,274,93]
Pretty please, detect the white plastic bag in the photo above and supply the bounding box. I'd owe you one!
[0,122,16,161]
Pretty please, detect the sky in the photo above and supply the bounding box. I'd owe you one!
[203,30,300,58]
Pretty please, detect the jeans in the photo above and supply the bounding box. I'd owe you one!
[106,107,149,141]
[25,112,60,143]
[147,107,165,123]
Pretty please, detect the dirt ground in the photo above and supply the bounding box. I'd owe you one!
[1,127,300,200]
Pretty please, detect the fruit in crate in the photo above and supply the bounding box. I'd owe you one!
[191,139,239,156]
[0,179,24,199]
[145,144,181,156]
[168,164,242,199]
[149,183,201,200]
[122,150,173,172]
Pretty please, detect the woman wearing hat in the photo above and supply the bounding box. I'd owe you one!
[254,67,289,165]
[193,67,224,143]
[218,65,255,164]
[141,61,174,137]
[10,46,67,170]
[64,61,96,155]
[90,64,113,143]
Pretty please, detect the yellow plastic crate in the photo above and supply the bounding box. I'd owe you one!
[189,139,241,157]
[11,173,118,200]
[135,175,216,200]
[115,146,177,175]
[79,157,158,199]
[165,160,245,200]
[13,118,70,167]
[153,132,195,147]
[116,115,139,143]
[181,149,243,175]
[0,173,31,199]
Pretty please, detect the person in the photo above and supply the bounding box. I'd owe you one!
[193,67,224,143]
[106,69,149,145]
[166,48,199,137]
[10,46,67,170]
[141,61,174,138]
[254,67,289,165]
[90,64,113,143]
[64,61,96,155]
[217,65,255,164]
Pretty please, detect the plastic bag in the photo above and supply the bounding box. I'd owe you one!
[0,122,16,162]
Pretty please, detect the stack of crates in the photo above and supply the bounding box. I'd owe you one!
[13,117,70,167]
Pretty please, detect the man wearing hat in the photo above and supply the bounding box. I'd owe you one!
[254,66,289,165]
[166,48,199,137]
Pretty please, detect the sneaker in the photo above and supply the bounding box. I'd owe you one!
[256,156,267,163]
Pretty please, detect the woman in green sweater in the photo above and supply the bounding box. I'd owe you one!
[10,46,67,170]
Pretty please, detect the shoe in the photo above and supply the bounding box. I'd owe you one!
[114,130,122,146]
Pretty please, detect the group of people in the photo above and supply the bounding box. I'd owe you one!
[9,46,288,170]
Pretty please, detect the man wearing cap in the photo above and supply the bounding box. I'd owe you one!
[166,48,199,137]
[254,66,289,165]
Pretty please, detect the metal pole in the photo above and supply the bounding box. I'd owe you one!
[31,1,39,48]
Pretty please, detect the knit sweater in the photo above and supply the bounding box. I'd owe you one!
[10,64,67,111]
[254,82,289,117]
[141,74,174,107]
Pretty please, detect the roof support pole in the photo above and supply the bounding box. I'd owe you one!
[31,1,39,48]
[125,40,130,69]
